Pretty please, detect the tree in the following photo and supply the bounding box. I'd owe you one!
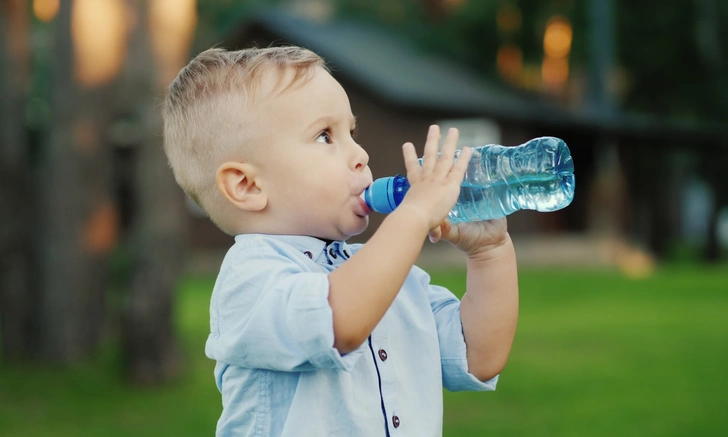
[2,0,190,375]
[119,0,188,384]
[695,0,728,262]
[2,0,118,365]
[34,0,118,362]
[0,0,35,360]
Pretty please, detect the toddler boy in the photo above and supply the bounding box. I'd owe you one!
[163,46,518,436]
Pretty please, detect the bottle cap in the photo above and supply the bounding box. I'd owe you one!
[363,177,399,214]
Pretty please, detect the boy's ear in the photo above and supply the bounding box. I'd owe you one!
[216,162,267,212]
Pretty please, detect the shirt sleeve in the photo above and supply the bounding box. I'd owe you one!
[415,266,499,392]
[205,243,366,372]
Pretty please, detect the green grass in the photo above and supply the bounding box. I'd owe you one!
[1,265,727,436]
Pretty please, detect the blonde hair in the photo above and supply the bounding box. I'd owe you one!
[162,46,326,230]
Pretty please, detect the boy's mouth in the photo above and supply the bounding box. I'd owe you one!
[356,195,372,216]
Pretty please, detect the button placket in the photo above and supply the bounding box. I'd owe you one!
[370,327,397,435]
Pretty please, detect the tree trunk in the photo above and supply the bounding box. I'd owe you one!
[701,146,727,262]
[696,0,726,262]
[120,0,187,384]
[703,204,721,262]
[36,0,116,363]
[0,0,37,361]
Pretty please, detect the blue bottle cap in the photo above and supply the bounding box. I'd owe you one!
[363,176,399,214]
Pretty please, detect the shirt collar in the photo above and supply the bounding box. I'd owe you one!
[234,234,353,264]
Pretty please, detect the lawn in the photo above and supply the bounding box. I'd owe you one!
[1,265,727,436]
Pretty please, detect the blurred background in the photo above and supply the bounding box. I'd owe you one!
[1,0,727,436]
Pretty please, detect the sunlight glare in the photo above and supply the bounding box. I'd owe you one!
[149,0,198,86]
[33,0,60,22]
[72,0,128,88]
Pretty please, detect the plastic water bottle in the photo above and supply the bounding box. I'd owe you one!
[361,136,575,223]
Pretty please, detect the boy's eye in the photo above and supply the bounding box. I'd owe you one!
[350,127,358,139]
[315,130,332,144]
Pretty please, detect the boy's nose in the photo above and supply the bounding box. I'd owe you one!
[352,143,369,171]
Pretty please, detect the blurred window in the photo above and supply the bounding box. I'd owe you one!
[435,118,501,148]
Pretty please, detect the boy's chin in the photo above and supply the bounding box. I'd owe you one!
[323,219,369,241]
[348,217,370,238]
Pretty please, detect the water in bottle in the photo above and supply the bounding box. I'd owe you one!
[361,136,575,223]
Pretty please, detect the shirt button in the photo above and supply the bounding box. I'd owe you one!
[392,415,400,428]
[378,349,388,361]
[329,247,337,259]
[303,251,313,259]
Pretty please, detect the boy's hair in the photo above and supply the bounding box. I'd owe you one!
[162,46,326,231]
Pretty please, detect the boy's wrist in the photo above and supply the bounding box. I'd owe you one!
[388,204,432,235]
[465,234,513,263]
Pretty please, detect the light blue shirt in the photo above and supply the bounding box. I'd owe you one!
[205,234,497,437]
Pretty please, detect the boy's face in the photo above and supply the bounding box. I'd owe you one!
[249,67,373,240]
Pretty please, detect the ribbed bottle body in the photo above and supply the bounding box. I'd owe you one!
[447,137,575,223]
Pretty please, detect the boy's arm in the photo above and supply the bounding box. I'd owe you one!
[430,215,518,382]
[328,205,429,353]
[460,235,519,382]
[328,126,472,354]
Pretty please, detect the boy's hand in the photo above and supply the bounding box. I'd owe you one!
[429,218,510,258]
[399,125,472,230]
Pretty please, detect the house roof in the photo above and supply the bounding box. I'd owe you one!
[230,9,567,123]
[221,8,727,145]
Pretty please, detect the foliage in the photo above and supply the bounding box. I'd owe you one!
[333,0,726,122]
[1,266,727,436]
[616,0,728,121]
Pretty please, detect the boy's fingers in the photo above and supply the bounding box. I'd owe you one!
[402,142,421,182]
[448,146,472,182]
[439,220,458,244]
[421,125,440,175]
[428,226,442,243]
[435,128,459,178]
